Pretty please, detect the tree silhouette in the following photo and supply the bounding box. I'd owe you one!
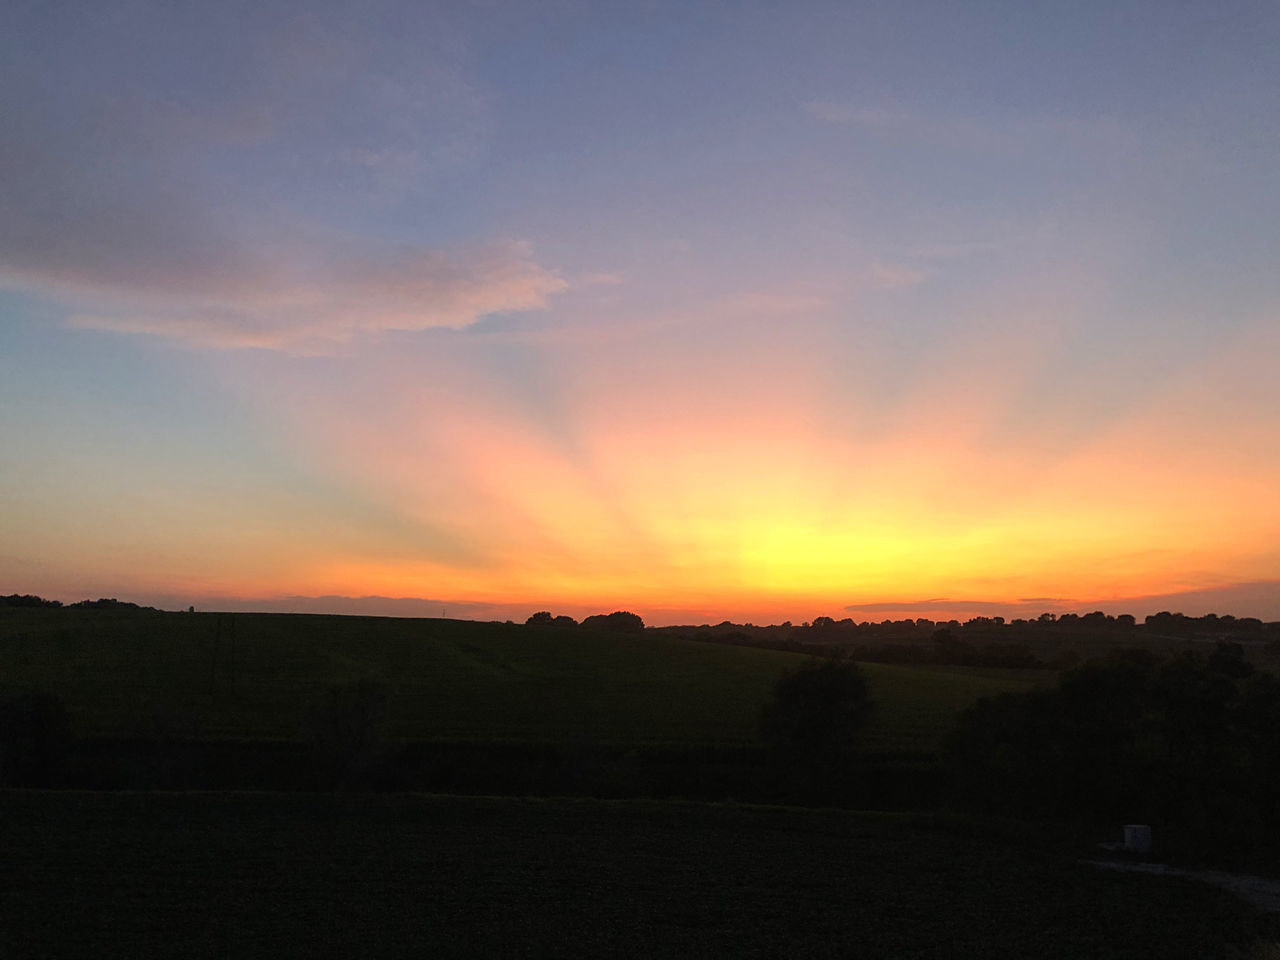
[581,611,644,633]
[760,657,870,757]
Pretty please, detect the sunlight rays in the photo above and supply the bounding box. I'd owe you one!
[203,300,1280,622]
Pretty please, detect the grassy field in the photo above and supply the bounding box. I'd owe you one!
[1,790,1271,959]
[0,607,1045,751]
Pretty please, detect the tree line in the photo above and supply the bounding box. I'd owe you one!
[654,610,1280,669]
[943,641,1280,865]
[525,610,645,633]
[1,594,157,611]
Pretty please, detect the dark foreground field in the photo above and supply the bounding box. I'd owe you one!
[2,791,1271,959]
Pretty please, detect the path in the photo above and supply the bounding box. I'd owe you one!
[1088,859,1280,914]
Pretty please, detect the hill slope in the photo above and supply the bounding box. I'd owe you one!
[0,607,1042,749]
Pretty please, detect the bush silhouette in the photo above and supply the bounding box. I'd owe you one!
[760,658,870,758]
[581,611,644,633]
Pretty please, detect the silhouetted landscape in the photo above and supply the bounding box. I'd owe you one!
[4,594,1280,956]
[6,1,1279,955]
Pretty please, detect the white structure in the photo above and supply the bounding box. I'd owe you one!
[1123,824,1152,855]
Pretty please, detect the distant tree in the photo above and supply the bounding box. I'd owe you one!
[552,615,577,628]
[1146,611,1184,634]
[760,657,870,757]
[581,611,644,633]
[69,598,155,611]
[526,611,554,626]
[1,594,63,608]
[1208,641,1254,679]
[932,628,975,665]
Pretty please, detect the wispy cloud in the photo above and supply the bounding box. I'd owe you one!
[65,240,566,350]
[0,1,535,350]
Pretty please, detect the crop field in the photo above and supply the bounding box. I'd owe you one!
[1,790,1271,959]
[0,608,1044,751]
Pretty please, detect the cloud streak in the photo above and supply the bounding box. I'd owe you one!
[65,240,567,350]
[845,581,1280,621]
[0,1,562,350]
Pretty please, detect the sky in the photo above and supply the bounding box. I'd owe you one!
[2,0,1278,625]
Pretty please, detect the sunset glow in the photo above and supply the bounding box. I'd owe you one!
[2,2,1277,624]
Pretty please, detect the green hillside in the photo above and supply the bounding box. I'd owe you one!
[0,607,1043,750]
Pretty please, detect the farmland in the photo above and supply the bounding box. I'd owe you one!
[4,605,1277,956]
[0,607,1043,751]
[2,790,1272,959]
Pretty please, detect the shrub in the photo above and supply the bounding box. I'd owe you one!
[581,611,645,633]
[760,657,870,758]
